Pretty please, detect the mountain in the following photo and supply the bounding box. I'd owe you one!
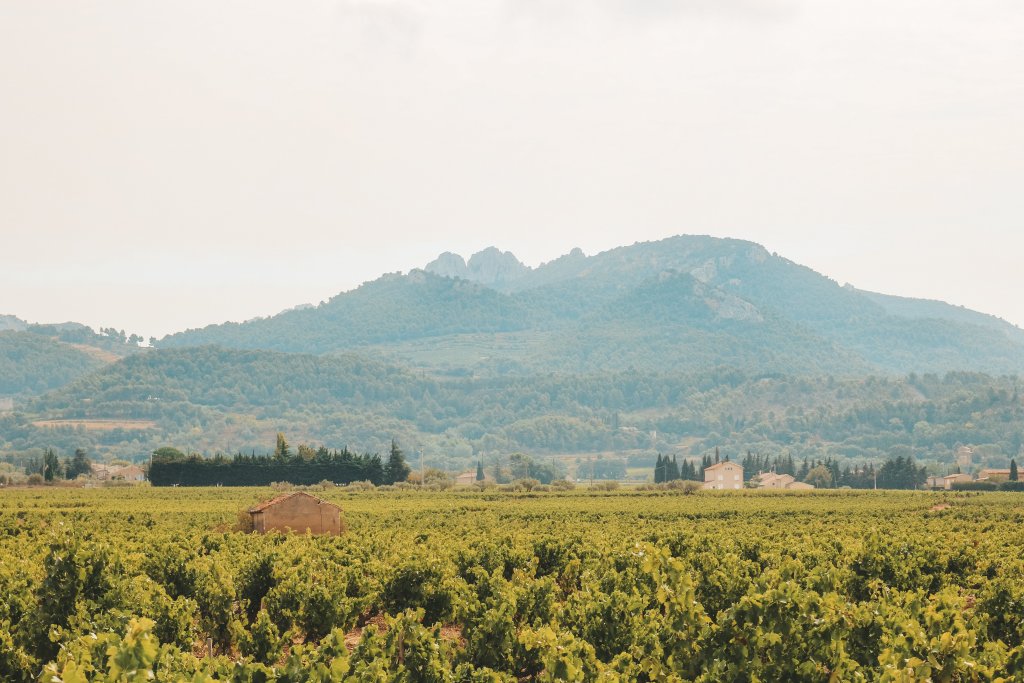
[160,271,540,355]
[0,331,108,397]
[0,315,28,332]
[159,235,1024,377]
[424,247,530,289]
[11,234,1024,467]
[0,321,145,397]
[12,345,1024,471]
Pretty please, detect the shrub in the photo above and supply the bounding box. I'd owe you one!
[952,482,998,491]
[235,508,255,533]
[27,473,44,486]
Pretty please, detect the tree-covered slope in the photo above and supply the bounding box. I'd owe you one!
[9,345,1024,474]
[0,331,109,396]
[155,235,1024,377]
[159,270,541,354]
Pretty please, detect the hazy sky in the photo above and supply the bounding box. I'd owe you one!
[2,0,1022,338]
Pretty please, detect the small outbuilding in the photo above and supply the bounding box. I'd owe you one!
[248,491,344,535]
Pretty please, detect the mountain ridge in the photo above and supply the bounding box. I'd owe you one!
[157,234,1024,377]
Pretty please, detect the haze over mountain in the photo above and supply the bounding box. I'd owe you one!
[159,235,1024,377]
[6,234,1024,468]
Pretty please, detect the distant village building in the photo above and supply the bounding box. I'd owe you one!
[90,463,113,481]
[454,471,478,485]
[752,472,814,490]
[0,397,13,413]
[703,461,743,490]
[976,468,1012,483]
[114,465,146,482]
[88,462,146,482]
[248,491,343,535]
[941,473,972,489]
[955,446,975,471]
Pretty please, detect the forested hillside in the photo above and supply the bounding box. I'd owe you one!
[0,331,108,396]
[6,345,1023,473]
[7,235,1024,470]
[0,321,143,397]
[157,236,1024,377]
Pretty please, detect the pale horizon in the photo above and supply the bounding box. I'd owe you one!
[3,1,1022,338]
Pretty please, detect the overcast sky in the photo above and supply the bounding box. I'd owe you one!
[2,0,1022,338]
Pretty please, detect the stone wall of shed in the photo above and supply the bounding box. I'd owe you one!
[256,495,342,535]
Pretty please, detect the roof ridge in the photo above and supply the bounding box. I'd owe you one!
[248,490,339,513]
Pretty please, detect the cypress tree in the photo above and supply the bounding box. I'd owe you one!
[1011,459,1019,482]
[476,460,485,482]
[654,454,664,483]
[385,439,411,485]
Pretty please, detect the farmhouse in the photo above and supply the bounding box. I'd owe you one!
[941,473,973,489]
[977,468,1012,483]
[112,465,146,481]
[248,491,343,535]
[752,472,815,490]
[455,471,478,485]
[753,472,793,489]
[703,461,743,490]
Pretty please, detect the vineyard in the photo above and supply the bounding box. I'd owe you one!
[2,487,1023,681]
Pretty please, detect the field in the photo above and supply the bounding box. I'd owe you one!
[29,418,157,431]
[2,487,1023,681]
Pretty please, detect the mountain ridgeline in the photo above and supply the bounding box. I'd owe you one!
[6,235,1024,468]
[159,236,1024,377]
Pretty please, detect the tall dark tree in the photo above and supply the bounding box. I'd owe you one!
[654,454,665,483]
[664,455,677,481]
[65,448,92,479]
[1011,459,1019,482]
[43,448,61,482]
[385,438,411,485]
[476,460,485,482]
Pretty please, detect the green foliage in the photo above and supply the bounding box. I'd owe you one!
[0,331,106,397]
[3,488,1024,680]
[65,448,92,479]
[43,447,61,481]
[386,439,412,485]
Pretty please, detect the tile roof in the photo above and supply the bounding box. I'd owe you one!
[704,461,742,471]
[248,490,339,513]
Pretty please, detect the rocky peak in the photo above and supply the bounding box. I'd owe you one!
[424,252,470,280]
[0,315,28,332]
[466,247,529,287]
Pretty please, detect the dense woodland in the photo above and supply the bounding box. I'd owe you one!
[5,342,1023,474]
[5,237,1024,472]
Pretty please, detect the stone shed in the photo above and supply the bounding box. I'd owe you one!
[248,491,344,535]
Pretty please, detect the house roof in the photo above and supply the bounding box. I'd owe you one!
[249,491,340,513]
[756,472,794,482]
[705,461,741,471]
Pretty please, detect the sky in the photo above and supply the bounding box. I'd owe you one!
[1,0,1022,339]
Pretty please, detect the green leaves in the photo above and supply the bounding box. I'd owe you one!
[4,488,1024,681]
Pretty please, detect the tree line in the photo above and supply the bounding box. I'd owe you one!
[655,450,929,490]
[148,435,411,487]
